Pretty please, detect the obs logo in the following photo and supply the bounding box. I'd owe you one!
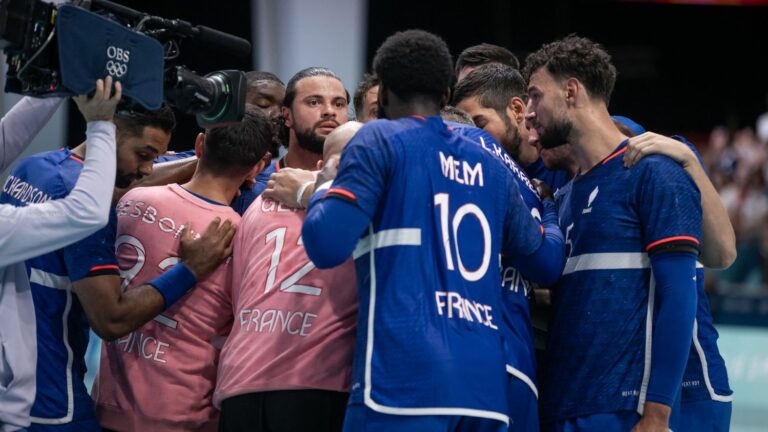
[106,46,130,78]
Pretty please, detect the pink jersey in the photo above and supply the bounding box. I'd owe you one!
[214,194,357,407]
[93,184,238,432]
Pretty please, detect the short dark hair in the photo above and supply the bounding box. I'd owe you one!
[453,63,527,114]
[114,105,176,138]
[283,67,348,109]
[455,43,520,76]
[200,107,271,176]
[523,35,617,105]
[440,105,474,126]
[353,73,380,117]
[245,71,284,88]
[373,29,454,102]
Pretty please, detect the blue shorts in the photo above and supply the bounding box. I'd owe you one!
[343,403,508,432]
[672,399,732,432]
[507,374,539,432]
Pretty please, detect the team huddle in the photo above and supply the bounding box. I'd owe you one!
[0,29,734,432]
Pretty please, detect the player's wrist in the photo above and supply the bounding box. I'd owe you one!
[148,263,198,308]
[641,401,671,425]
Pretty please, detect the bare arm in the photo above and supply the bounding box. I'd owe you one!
[113,156,198,202]
[74,218,236,341]
[624,132,736,269]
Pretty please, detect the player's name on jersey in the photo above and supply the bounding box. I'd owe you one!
[239,307,317,337]
[478,138,536,194]
[502,266,531,296]
[260,198,300,213]
[2,174,52,204]
[435,290,498,330]
[117,199,189,239]
[109,330,171,364]
[439,151,484,187]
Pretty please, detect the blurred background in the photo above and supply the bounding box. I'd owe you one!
[2,0,767,430]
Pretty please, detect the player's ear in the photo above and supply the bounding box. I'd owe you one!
[317,159,324,170]
[194,132,205,159]
[282,106,293,129]
[508,97,526,123]
[440,88,451,108]
[565,77,580,106]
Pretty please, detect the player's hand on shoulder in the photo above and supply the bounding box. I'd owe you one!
[73,76,122,122]
[532,178,554,201]
[262,167,315,209]
[624,131,697,168]
[178,217,237,280]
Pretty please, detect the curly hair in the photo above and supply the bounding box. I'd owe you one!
[453,63,527,114]
[523,35,617,105]
[373,29,454,101]
[455,43,520,76]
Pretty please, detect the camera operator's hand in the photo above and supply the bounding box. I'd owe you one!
[73,76,122,122]
[178,217,236,280]
[262,168,315,209]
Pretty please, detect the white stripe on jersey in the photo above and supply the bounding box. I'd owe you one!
[29,268,70,290]
[506,365,538,399]
[353,228,421,259]
[563,252,649,275]
[362,224,510,425]
[692,319,733,403]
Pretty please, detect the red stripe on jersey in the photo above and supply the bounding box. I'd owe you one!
[90,264,119,272]
[602,147,628,165]
[69,155,84,164]
[410,115,426,120]
[325,188,356,201]
[539,225,544,234]
[645,236,700,251]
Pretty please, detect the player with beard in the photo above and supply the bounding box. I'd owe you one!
[0,106,237,432]
[524,36,704,431]
[454,63,572,195]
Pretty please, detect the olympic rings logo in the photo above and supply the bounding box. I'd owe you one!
[106,60,128,78]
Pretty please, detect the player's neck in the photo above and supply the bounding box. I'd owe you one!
[182,171,239,205]
[384,102,440,120]
[283,142,321,170]
[570,108,628,172]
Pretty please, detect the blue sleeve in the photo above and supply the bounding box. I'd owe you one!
[646,251,698,406]
[303,194,371,268]
[302,124,389,268]
[505,200,565,286]
[62,210,119,281]
[637,156,702,255]
[671,135,705,169]
[324,124,390,219]
[154,149,195,163]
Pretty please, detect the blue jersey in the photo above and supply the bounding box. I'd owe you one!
[154,150,276,215]
[524,157,572,195]
[674,136,732,404]
[449,122,542,394]
[328,116,544,424]
[545,142,702,421]
[0,149,118,430]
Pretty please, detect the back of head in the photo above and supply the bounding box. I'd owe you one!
[323,121,363,162]
[283,67,347,109]
[453,63,527,113]
[440,106,475,126]
[114,105,176,139]
[522,35,617,105]
[200,107,272,177]
[373,29,454,104]
[353,73,380,117]
[455,43,520,75]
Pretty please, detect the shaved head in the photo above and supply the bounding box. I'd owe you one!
[323,121,363,162]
